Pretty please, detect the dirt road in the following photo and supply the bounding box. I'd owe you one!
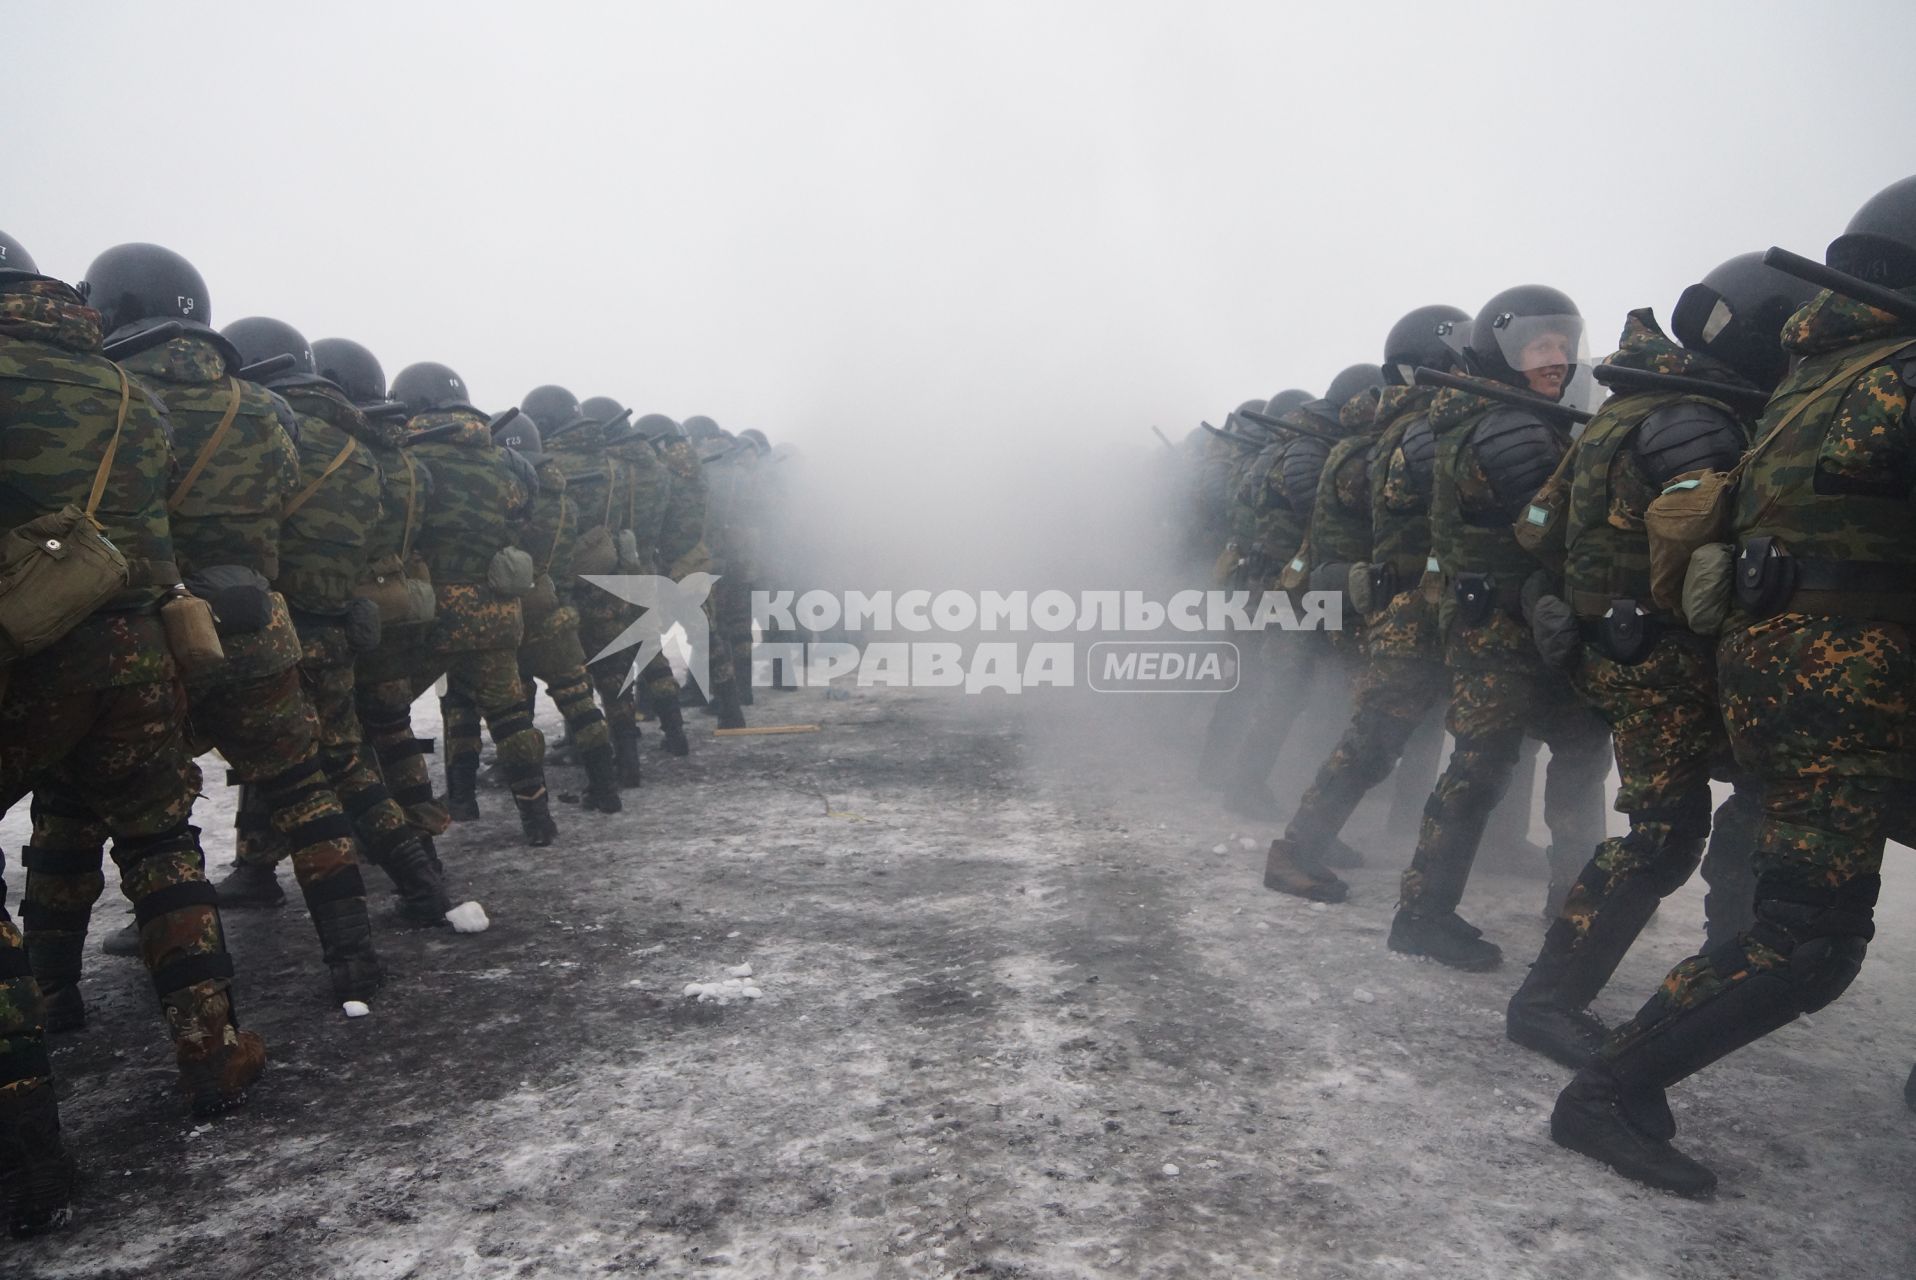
[6,683,1912,1278]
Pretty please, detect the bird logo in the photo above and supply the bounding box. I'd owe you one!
[580,572,719,695]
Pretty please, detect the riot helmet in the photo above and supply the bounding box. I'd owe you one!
[222,316,316,378]
[311,338,387,403]
[634,413,685,441]
[0,230,38,279]
[1826,174,1916,289]
[580,395,625,424]
[1324,362,1385,411]
[1466,285,1584,399]
[522,384,582,434]
[683,415,724,441]
[1383,305,1471,385]
[738,428,770,453]
[492,408,543,460]
[79,242,213,338]
[1671,252,1817,390]
[1263,389,1312,419]
[391,362,475,416]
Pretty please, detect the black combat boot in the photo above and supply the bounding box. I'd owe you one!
[211,860,285,909]
[23,923,87,1033]
[734,653,755,705]
[514,786,559,847]
[1551,1068,1714,1198]
[1262,838,1348,903]
[654,700,690,757]
[712,685,747,731]
[445,760,480,822]
[0,1083,75,1239]
[1387,908,1502,971]
[306,884,384,1005]
[371,833,452,926]
[581,744,624,814]
[612,723,644,786]
[1508,876,1662,1068]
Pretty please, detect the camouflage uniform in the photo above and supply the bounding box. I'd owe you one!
[611,426,689,729]
[1393,378,1610,956]
[703,441,762,703]
[0,278,261,1112]
[402,408,553,843]
[1587,291,1916,1106]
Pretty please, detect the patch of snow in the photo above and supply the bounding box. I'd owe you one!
[342,1001,371,1018]
[446,901,489,933]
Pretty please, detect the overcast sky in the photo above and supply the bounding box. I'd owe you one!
[12,1,1915,462]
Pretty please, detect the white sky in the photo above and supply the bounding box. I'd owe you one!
[12,1,1916,461]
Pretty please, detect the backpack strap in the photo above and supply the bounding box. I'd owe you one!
[84,366,133,523]
[282,433,359,521]
[167,378,245,512]
[398,451,420,560]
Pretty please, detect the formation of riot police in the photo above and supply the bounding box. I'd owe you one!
[1174,174,1916,1199]
[0,235,789,1237]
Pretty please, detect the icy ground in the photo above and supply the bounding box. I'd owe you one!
[4,681,1913,1279]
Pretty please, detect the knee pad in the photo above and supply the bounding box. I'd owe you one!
[1748,874,1879,1014]
[109,823,199,874]
[488,707,535,745]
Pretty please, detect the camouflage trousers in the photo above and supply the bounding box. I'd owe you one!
[1285,652,1447,853]
[714,572,754,690]
[355,624,447,837]
[1399,616,1611,917]
[576,588,680,731]
[443,603,608,766]
[236,616,418,880]
[0,859,54,1123]
[1561,635,1760,953]
[412,586,544,799]
[1,614,242,1066]
[1217,629,1324,795]
[1600,614,1916,1069]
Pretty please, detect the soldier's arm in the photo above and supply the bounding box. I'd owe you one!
[1816,362,1912,497]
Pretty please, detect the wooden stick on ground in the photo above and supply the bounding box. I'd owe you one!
[714,724,822,737]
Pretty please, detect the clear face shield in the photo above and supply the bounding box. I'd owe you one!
[1486,311,1586,401]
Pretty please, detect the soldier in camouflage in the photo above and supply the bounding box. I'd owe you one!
[682,416,747,728]
[1388,285,1610,971]
[635,412,703,755]
[390,361,558,846]
[1504,260,1810,1069]
[0,241,262,1166]
[600,398,692,761]
[1553,178,1916,1197]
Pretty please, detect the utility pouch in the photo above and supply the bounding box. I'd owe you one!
[520,571,561,619]
[1347,563,1375,617]
[1452,572,1497,629]
[160,588,226,677]
[1734,536,1797,617]
[615,528,644,573]
[486,546,536,598]
[345,596,383,652]
[571,526,617,576]
[184,564,273,635]
[1512,436,1580,573]
[354,554,436,627]
[1367,562,1400,607]
[1599,597,1657,666]
[1680,542,1736,636]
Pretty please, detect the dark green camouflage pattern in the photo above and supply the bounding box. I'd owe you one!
[276,385,382,614]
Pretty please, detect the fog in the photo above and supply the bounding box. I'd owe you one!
[13,1,1916,593]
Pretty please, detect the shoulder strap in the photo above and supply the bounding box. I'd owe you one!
[167,378,245,512]
[282,433,359,521]
[1731,337,1916,482]
[603,460,617,527]
[544,488,569,574]
[85,367,133,523]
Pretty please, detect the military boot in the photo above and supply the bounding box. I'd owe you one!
[372,834,452,926]
[581,744,624,814]
[654,700,690,757]
[513,785,559,847]
[612,722,645,786]
[167,985,267,1118]
[100,917,140,958]
[0,1083,75,1239]
[1507,876,1662,1068]
[445,761,480,822]
[712,685,747,731]
[1262,838,1348,903]
[212,861,285,909]
[1387,908,1502,971]
[306,887,384,1004]
[24,929,87,1033]
[1550,1069,1714,1199]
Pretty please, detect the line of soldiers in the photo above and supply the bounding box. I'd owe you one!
[0,236,786,1236]
[1175,173,1916,1198]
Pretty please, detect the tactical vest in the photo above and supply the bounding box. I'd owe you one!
[275,400,381,615]
[1253,436,1319,575]
[1431,406,1570,607]
[523,456,573,582]
[1733,335,1916,621]
[612,437,671,558]
[1309,432,1376,569]
[0,333,177,606]
[141,362,294,582]
[1561,391,1694,614]
[409,413,525,584]
[1369,411,1435,588]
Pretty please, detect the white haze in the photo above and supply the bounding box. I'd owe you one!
[12,1,1916,594]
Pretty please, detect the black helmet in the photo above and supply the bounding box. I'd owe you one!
[222,316,316,379]
[580,394,624,422]
[1383,304,1471,385]
[311,338,387,403]
[391,362,475,416]
[1826,174,1916,288]
[1263,389,1312,419]
[683,415,723,441]
[1466,285,1584,393]
[0,230,37,279]
[738,428,770,453]
[1671,252,1817,390]
[522,384,582,434]
[491,409,542,459]
[634,412,684,440]
[79,242,213,338]
[1324,362,1385,410]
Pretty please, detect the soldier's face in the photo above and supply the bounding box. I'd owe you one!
[1518,332,1573,399]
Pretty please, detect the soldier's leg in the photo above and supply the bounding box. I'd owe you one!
[437,684,483,822]
[576,590,638,768]
[1389,668,1524,970]
[357,639,448,839]
[19,788,108,1032]
[719,575,755,705]
[0,853,74,1237]
[700,596,746,729]
[1387,707,1445,840]
[638,650,689,759]
[521,609,619,814]
[1699,775,1761,952]
[1224,632,1318,818]
[1535,687,1613,917]
[445,648,555,847]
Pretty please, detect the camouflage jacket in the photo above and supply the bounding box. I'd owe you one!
[610,432,671,569]
[1560,310,1752,613]
[1307,388,1389,572]
[655,435,708,575]
[123,333,300,582]
[406,408,534,585]
[0,278,178,609]
[521,454,576,583]
[353,409,431,579]
[1367,385,1439,586]
[544,418,621,569]
[1251,408,1340,590]
[273,379,383,615]
[1730,288,1916,623]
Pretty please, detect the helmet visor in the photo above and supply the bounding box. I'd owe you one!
[1488,311,1585,373]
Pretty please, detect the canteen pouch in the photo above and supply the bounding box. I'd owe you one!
[486,546,536,598]
[160,589,225,678]
[1644,468,1737,614]
[354,554,436,627]
[0,505,130,663]
[184,564,273,635]
[615,528,644,572]
[1276,551,1310,594]
[1451,572,1497,629]
[1598,597,1657,666]
[1680,542,1737,636]
[1347,563,1375,617]
[1528,592,1582,673]
[571,526,618,577]
[1734,536,1797,617]
[345,596,383,652]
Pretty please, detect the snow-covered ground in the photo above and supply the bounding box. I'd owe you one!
[5,681,1912,1278]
